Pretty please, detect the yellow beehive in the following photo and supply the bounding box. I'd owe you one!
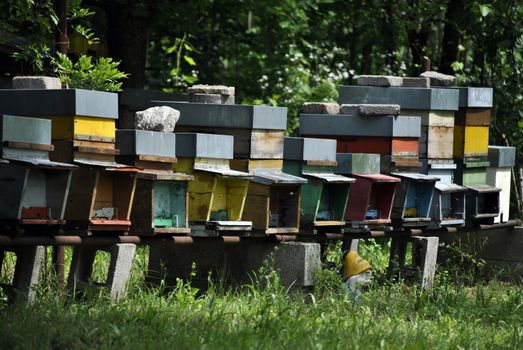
[453,125,489,157]
[46,116,116,141]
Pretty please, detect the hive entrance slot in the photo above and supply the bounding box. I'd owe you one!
[269,186,299,228]
[477,192,499,214]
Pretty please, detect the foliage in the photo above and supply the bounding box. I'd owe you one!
[52,53,127,91]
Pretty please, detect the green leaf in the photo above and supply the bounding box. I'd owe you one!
[184,56,196,66]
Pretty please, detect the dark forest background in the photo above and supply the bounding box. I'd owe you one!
[1,0,523,215]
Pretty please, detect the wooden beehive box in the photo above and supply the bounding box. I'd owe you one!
[173,133,253,234]
[230,158,307,235]
[152,102,287,159]
[0,115,75,233]
[452,87,493,126]
[390,173,439,228]
[339,85,460,112]
[300,114,421,165]
[116,130,194,235]
[282,137,354,234]
[487,146,515,223]
[453,125,489,158]
[335,153,400,232]
[431,183,467,227]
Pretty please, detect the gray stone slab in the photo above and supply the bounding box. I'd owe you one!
[187,84,235,95]
[116,129,177,158]
[135,106,180,132]
[0,89,118,119]
[151,102,287,131]
[339,85,459,111]
[67,243,136,301]
[301,102,340,115]
[12,76,62,89]
[7,245,45,302]
[335,153,381,174]
[188,93,235,105]
[148,241,320,290]
[340,104,401,116]
[402,77,430,88]
[420,71,455,86]
[175,132,233,159]
[411,236,439,290]
[488,146,516,167]
[283,137,337,162]
[356,75,403,87]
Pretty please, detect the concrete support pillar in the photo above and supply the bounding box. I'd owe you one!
[387,236,439,290]
[148,241,321,290]
[67,243,136,301]
[0,246,45,302]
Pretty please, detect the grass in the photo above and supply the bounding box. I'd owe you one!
[0,241,522,349]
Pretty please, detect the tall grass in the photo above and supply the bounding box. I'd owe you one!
[1,241,522,349]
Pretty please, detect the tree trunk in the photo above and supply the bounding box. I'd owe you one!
[440,0,463,74]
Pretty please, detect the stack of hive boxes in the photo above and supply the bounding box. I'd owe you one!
[0,115,75,234]
[0,89,138,235]
[335,153,400,232]
[282,137,354,234]
[156,87,307,235]
[340,79,468,228]
[487,146,516,223]
[452,87,500,224]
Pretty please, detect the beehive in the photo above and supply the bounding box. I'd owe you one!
[153,102,287,159]
[487,146,515,223]
[0,115,75,233]
[116,130,194,235]
[283,137,353,234]
[173,133,253,234]
[390,173,439,228]
[335,153,400,232]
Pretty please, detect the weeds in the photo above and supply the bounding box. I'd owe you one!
[0,241,522,349]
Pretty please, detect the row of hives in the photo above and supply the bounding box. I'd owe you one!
[0,77,514,237]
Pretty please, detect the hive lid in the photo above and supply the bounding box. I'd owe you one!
[116,129,176,159]
[4,156,76,169]
[488,146,515,167]
[301,171,355,183]
[450,87,493,108]
[0,89,118,119]
[175,133,234,160]
[193,163,252,179]
[339,85,459,111]
[137,170,194,181]
[466,184,501,193]
[435,183,467,193]
[352,173,401,183]
[250,168,308,185]
[152,101,287,131]
[391,172,440,182]
[120,88,187,110]
[283,137,337,162]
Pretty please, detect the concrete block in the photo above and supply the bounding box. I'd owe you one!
[188,84,235,95]
[188,93,235,105]
[12,76,62,89]
[0,246,45,302]
[411,236,439,290]
[301,102,339,115]
[402,77,430,88]
[67,243,136,301]
[148,240,321,290]
[135,106,180,132]
[420,71,455,86]
[340,104,400,116]
[356,75,403,87]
